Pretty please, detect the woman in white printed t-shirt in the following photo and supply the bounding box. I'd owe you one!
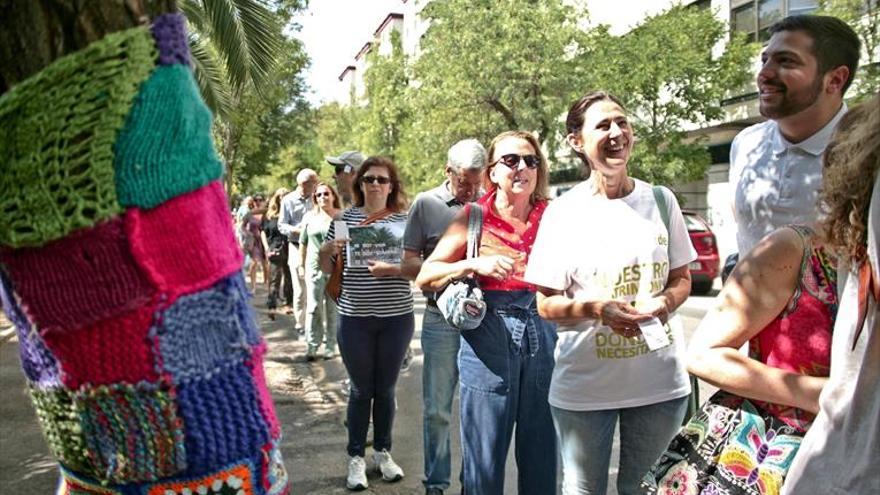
[524,91,698,495]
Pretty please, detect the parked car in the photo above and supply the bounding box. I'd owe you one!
[682,210,720,295]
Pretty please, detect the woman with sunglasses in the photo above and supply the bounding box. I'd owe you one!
[523,91,696,495]
[417,131,557,494]
[299,182,342,360]
[319,156,412,491]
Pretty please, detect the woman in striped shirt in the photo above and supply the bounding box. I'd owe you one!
[319,156,413,491]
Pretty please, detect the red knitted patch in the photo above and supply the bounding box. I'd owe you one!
[42,302,159,388]
[127,181,242,299]
[0,218,155,333]
[249,344,281,439]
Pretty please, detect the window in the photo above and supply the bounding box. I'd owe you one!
[730,0,819,42]
[732,3,757,42]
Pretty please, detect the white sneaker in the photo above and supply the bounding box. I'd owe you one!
[346,455,368,491]
[372,449,404,482]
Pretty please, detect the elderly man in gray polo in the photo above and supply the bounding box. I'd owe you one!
[279,168,318,333]
[401,139,486,495]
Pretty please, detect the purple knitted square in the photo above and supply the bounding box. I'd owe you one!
[0,271,59,387]
[151,13,190,66]
[154,273,260,385]
[175,363,269,475]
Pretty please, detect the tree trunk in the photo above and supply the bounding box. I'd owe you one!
[0,0,176,94]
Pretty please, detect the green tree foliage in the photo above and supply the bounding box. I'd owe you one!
[585,5,755,187]
[211,2,316,194]
[819,0,880,101]
[357,30,411,160]
[181,0,287,117]
[408,0,589,178]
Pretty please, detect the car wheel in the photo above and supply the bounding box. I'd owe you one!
[691,280,713,295]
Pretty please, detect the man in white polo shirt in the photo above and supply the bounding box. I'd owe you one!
[730,15,859,255]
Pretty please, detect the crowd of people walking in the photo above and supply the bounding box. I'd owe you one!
[226,14,877,495]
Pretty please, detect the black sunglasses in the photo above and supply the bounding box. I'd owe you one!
[334,164,347,174]
[314,191,332,198]
[494,153,540,169]
[362,175,391,185]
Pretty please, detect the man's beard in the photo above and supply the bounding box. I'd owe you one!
[759,75,824,120]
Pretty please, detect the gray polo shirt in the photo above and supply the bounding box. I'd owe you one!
[278,189,312,244]
[403,181,464,298]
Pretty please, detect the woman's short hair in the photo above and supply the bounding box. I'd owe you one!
[565,90,627,169]
[313,181,342,210]
[352,156,409,212]
[819,93,880,265]
[484,130,549,204]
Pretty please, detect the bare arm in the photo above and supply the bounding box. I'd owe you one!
[535,287,652,334]
[401,249,423,281]
[415,208,514,291]
[687,228,826,413]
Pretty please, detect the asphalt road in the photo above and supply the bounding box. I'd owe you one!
[0,288,718,495]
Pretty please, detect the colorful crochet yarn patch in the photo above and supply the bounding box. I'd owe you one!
[57,467,123,495]
[31,381,186,484]
[151,13,191,67]
[114,64,223,209]
[154,274,257,385]
[176,363,269,475]
[261,441,289,495]
[145,461,256,495]
[127,181,243,298]
[249,344,281,439]
[42,303,159,388]
[0,27,156,248]
[0,218,155,333]
[0,271,60,387]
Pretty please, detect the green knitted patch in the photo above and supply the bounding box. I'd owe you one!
[0,27,157,248]
[30,386,90,474]
[114,64,224,209]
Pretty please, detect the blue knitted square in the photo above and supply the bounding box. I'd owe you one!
[175,363,269,475]
[155,273,260,385]
[0,272,60,387]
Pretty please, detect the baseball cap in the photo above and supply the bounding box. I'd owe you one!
[325,151,364,174]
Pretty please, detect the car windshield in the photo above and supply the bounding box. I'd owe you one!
[683,214,708,232]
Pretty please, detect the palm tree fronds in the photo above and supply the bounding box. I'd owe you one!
[188,32,233,118]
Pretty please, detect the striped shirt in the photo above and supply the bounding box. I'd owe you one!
[327,207,413,317]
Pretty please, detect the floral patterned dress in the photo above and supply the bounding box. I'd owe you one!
[643,226,837,495]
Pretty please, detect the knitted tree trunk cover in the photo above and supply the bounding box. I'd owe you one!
[0,14,289,495]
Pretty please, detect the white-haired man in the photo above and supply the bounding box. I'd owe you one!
[401,139,486,495]
[279,168,318,333]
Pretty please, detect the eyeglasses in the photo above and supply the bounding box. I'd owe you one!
[494,154,540,169]
[314,192,332,198]
[362,175,391,185]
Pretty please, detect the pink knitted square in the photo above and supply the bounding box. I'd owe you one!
[127,181,242,298]
[42,302,160,388]
[0,218,155,333]
[249,344,281,439]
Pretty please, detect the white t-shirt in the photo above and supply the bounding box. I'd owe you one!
[782,172,880,495]
[525,178,697,411]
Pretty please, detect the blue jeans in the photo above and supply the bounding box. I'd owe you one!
[459,290,557,495]
[421,306,461,491]
[338,312,415,457]
[551,396,689,495]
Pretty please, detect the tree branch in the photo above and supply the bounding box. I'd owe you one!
[484,96,518,128]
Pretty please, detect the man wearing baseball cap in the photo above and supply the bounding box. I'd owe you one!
[326,150,364,208]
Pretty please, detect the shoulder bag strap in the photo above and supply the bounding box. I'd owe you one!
[652,185,670,236]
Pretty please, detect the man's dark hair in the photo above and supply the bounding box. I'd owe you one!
[770,15,861,94]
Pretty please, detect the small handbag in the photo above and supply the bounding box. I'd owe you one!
[437,203,487,330]
[325,208,393,304]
